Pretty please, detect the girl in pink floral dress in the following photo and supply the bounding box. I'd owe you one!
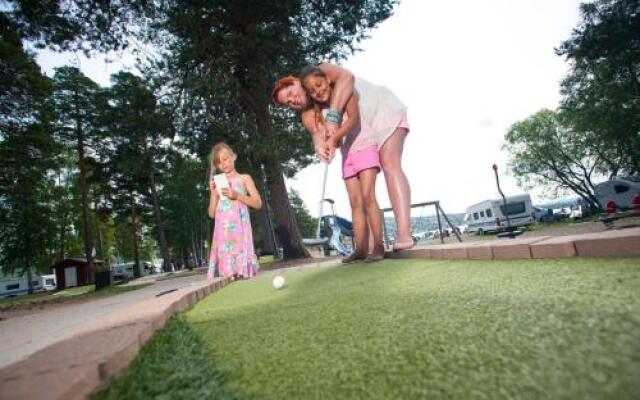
[207,143,262,280]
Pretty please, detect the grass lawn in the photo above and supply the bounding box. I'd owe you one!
[0,283,152,311]
[94,258,640,399]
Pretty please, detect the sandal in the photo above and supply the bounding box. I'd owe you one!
[364,253,385,263]
[341,252,366,264]
[392,238,415,252]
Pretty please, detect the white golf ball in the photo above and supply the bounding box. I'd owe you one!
[272,275,285,290]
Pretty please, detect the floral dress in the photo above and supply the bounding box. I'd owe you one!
[208,175,259,280]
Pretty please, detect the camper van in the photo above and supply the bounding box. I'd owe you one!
[463,194,534,235]
[594,176,640,211]
[111,261,156,281]
[0,272,57,298]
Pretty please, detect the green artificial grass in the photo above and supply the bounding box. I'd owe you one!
[97,258,640,399]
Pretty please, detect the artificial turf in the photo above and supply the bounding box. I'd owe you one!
[96,258,640,399]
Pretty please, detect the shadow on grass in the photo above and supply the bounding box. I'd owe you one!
[91,315,241,400]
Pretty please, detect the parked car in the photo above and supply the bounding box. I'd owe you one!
[594,176,640,212]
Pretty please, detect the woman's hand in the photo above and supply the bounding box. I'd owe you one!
[324,122,338,140]
[315,143,331,161]
[325,137,338,162]
[221,187,238,200]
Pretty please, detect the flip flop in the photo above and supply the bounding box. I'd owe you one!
[392,239,415,252]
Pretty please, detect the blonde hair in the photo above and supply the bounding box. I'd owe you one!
[210,142,236,172]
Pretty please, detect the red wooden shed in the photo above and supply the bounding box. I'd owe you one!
[51,258,105,289]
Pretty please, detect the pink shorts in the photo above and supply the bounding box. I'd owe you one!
[342,145,381,179]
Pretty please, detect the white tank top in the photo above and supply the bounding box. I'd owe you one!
[340,77,407,154]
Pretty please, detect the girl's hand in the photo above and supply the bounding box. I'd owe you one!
[209,180,219,197]
[221,187,237,200]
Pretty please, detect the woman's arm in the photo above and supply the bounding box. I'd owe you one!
[317,63,355,114]
[223,175,263,209]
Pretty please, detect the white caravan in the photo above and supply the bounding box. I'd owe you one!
[0,272,57,298]
[463,194,534,235]
[112,261,156,281]
[594,176,640,211]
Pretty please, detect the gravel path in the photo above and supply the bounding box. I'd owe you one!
[0,274,205,369]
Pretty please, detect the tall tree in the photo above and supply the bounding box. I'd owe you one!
[0,17,57,290]
[161,154,209,268]
[52,66,103,274]
[556,0,640,176]
[504,109,602,210]
[107,72,172,274]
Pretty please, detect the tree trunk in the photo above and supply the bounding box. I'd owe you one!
[131,205,141,278]
[58,171,66,261]
[93,198,105,263]
[257,177,276,256]
[75,103,94,275]
[263,159,310,259]
[147,167,172,274]
[26,256,33,295]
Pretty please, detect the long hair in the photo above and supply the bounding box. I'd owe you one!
[210,142,235,175]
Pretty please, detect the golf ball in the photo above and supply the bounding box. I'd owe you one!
[272,275,285,290]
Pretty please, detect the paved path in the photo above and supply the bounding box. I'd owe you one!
[0,274,205,369]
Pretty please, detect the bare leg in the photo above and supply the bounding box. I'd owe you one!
[379,127,413,250]
[342,176,367,263]
[357,168,384,260]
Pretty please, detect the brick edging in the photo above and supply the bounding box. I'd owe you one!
[386,227,640,260]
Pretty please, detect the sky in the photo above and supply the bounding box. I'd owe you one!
[36,0,585,221]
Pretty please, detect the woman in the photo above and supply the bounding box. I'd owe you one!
[272,63,414,251]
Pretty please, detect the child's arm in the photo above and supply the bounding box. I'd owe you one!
[207,180,220,219]
[301,109,330,161]
[224,175,263,209]
[325,94,360,161]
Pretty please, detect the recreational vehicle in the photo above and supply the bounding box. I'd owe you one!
[594,176,640,211]
[0,272,57,299]
[111,261,156,281]
[463,194,534,235]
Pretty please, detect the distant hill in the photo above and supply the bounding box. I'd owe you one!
[383,213,465,235]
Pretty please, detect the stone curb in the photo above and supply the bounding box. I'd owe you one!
[387,227,640,260]
[0,276,231,400]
